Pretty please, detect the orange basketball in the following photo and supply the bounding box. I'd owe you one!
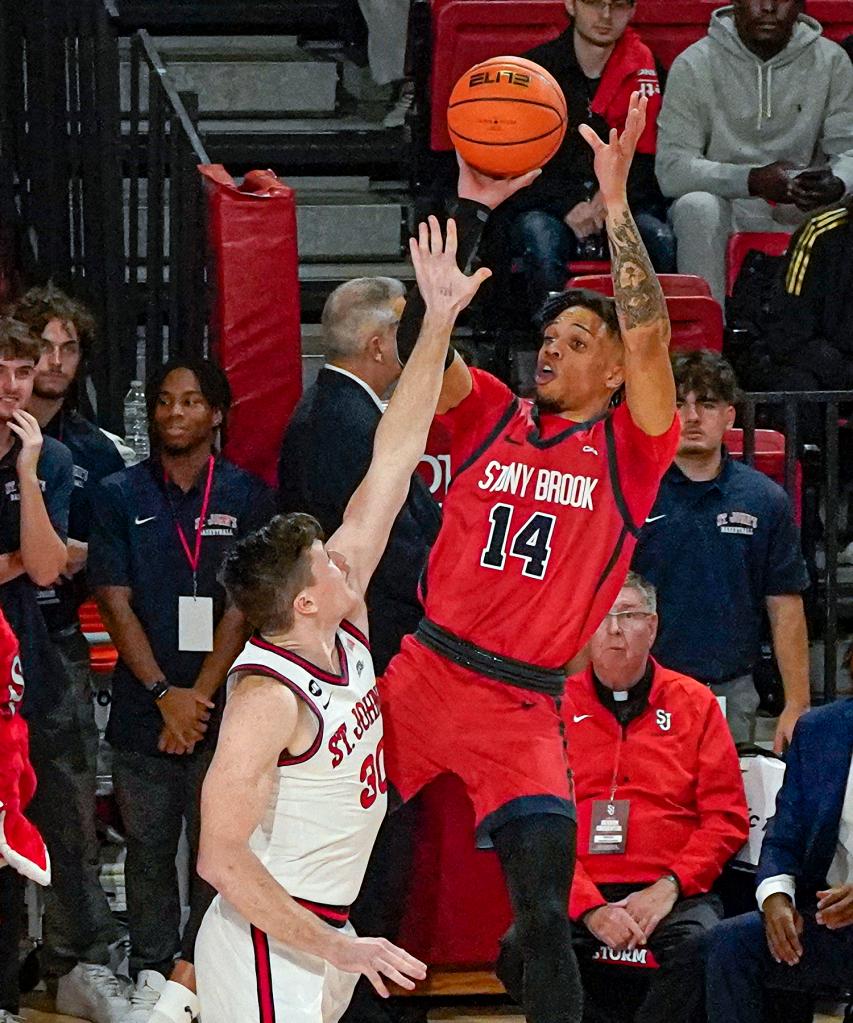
[447,56,567,179]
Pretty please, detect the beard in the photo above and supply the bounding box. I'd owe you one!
[33,376,70,401]
[534,393,568,415]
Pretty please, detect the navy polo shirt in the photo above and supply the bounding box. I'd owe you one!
[631,453,809,684]
[88,454,275,756]
[36,408,125,634]
[0,436,74,723]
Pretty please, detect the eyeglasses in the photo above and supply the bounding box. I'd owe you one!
[577,0,636,11]
[603,610,653,627]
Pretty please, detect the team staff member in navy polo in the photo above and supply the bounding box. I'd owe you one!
[89,357,274,1023]
[9,287,130,1020]
[632,350,810,750]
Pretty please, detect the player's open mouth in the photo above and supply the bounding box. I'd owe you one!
[534,364,555,386]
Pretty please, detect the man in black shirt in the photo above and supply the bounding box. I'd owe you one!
[9,287,130,1020]
[89,357,274,1023]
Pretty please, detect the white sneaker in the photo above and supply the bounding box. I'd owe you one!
[120,970,166,1023]
[55,962,132,1023]
[0,1012,24,1022]
[149,980,200,1022]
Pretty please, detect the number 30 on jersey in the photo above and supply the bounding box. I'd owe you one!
[480,503,556,580]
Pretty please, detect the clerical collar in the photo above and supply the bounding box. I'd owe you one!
[592,660,654,727]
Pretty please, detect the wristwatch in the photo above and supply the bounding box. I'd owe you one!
[659,872,681,895]
[146,679,171,701]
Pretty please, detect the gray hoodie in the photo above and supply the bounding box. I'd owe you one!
[656,6,853,199]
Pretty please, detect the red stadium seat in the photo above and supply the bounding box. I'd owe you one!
[79,599,118,675]
[725,427,802,524]
[666,294,723,352]
[425,1,853,153]
[726,232,792,296]
[569,273,712,297]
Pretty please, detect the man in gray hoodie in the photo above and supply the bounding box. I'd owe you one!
[656,0,853,304]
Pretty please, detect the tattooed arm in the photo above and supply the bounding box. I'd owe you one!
[580,94,676,436]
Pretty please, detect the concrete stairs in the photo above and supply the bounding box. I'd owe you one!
[119,30,415,337]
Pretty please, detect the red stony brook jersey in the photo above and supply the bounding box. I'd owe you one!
[423,370,679,669]
[227,621,385,907]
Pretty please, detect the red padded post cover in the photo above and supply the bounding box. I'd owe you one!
[201,165,302,485]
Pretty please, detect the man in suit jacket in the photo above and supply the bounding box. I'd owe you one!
[278,275,441,675]
[705,699,853,1022]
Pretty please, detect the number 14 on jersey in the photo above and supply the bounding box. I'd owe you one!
[480,503,556,580]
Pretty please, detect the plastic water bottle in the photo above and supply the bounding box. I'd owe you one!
[123,380,149,462]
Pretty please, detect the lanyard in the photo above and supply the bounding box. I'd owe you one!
[166,455,214,597]
[607,726,624,803]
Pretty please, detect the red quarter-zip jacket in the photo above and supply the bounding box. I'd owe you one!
[564,659,749,921]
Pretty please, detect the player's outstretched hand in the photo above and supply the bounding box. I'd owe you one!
[410,215,492,319]
[457,152,542,210]
[330,935,427,998]
[578,91,647,206]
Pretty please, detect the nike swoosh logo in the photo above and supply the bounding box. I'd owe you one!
[645,514,666,524]
[573,714,592,723]
[134,515,156,526]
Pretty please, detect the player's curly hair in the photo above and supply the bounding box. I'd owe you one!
[11,283,97,358]
[534,289,621,339]
[221,513,324,633]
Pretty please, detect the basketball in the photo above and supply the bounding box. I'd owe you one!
[447,56,568,179]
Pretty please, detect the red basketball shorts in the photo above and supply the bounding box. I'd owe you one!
[379,635,574,847]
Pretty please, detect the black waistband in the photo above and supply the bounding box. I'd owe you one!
[415,618,566,697]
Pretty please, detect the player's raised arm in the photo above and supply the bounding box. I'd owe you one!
[580,93,676,436]
[327,216,491,597]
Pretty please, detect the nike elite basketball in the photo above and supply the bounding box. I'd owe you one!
[447,56,568,178]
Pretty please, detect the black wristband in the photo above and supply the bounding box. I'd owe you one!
[146,679,170,701]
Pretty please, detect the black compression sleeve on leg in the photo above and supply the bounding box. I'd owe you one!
[396,197,491,367]
[493,813,583,1023]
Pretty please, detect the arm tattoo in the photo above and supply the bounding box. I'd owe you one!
[607,208,666,331]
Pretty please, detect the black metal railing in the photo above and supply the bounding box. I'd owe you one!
[739,391,853,704]
[0,0,210,432]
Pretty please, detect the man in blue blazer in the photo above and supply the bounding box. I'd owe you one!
[705,699,853,1022]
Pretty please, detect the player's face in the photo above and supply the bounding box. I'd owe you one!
[0,358,35,422]
[676,389,735,457]
[152,368,222,455]
[33,318,81,401]
[535,307,624,417]
[566,0,636,48]
[304,541,360,620]
[589,585,657,683]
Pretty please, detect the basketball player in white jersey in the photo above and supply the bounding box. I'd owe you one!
[192,216,496,1023]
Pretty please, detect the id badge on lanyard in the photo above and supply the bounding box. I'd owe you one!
[588,728,630,855]
[169,456,215,652]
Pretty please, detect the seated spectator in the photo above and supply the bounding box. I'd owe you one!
[483,0,674,330]
[89,358,274,1023]
[632,351,810,750]
[657,0,853,305]
[705,699,853,1023]
[742,196,853,396]
[497,574,749,1023]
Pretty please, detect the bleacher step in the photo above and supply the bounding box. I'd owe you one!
[295,191,403,261]
[119,36,338,116]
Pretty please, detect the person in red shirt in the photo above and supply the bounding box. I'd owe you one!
[383,94,678,1023]
[496,573,747,1022]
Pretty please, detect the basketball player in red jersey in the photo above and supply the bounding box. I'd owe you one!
[382,94,678,1023]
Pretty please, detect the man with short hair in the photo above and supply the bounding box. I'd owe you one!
[484,0,674,330]
[10,285,128,1007]
[705,699,853,1023]
[89,358,274,1023]
[632,350,810,749]
[383,95,679,1023]
[194,217,490,1022]
[657,0,853,304]
[278,275,440,674]
[498,573,748,1023]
